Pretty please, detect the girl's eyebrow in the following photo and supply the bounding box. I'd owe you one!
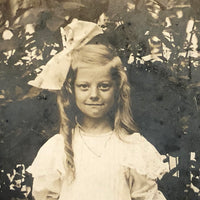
[98,81,113,85]
[98,79,113,82]
[101,80,112,82]
[99,81,114,85]
[75,80,89,83]
[75,79,113,83]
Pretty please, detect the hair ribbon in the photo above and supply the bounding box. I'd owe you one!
[28,19,103,90]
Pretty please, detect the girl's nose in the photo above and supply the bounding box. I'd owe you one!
[89,86,99,101]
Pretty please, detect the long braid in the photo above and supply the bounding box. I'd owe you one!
[57,94,75,182]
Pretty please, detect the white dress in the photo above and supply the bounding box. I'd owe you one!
[27,127,169,200]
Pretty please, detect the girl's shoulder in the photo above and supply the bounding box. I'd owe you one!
[38,134,65,154]
[118,132,169,180]
[118,132,158,149]
[27,134,66,178]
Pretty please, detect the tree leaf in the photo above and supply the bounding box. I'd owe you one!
[187,82,200,88]
[62,2,85,10]
[20,87,42,100]
[0,39,17,51]
[158,55,168,62]
[46,16,65,32]
[135,0,146,11]
[13,8,46,26]
[0,0,7,4]
[154,0,168,9]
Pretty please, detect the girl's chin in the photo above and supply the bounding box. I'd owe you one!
[83,113,109,120]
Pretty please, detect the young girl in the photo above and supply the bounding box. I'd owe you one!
[27,19,168,200]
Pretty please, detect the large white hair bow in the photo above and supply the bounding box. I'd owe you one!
[28,19,103,90]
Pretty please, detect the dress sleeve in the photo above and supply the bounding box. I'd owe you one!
[26,134,66,200]
[121,133,169,200]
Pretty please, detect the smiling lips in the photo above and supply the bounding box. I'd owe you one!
[85,103,104,106]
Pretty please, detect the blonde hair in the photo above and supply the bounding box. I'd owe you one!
[57,43,138,182]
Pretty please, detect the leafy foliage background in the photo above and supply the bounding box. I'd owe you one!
[0,0,200,200]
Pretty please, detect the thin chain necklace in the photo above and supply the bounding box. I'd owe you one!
[78,126,113,158]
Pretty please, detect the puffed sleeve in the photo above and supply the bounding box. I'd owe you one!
[26,134,67,200]
[121,133,169,200]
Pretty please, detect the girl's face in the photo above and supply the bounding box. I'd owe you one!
[74,64,116,121]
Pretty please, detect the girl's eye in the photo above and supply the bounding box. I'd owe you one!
[98,83,111,91]
[77,84,89,91]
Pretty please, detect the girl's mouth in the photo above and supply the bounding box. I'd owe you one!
[85,104,104,106]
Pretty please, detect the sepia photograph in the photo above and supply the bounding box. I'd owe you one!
[0,0,200,200]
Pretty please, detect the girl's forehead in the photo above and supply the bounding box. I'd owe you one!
[75,65,113,81]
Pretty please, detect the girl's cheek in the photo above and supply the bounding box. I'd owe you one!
[75,91,89,101]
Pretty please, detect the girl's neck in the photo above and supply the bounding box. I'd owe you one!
[79,116,113,135]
